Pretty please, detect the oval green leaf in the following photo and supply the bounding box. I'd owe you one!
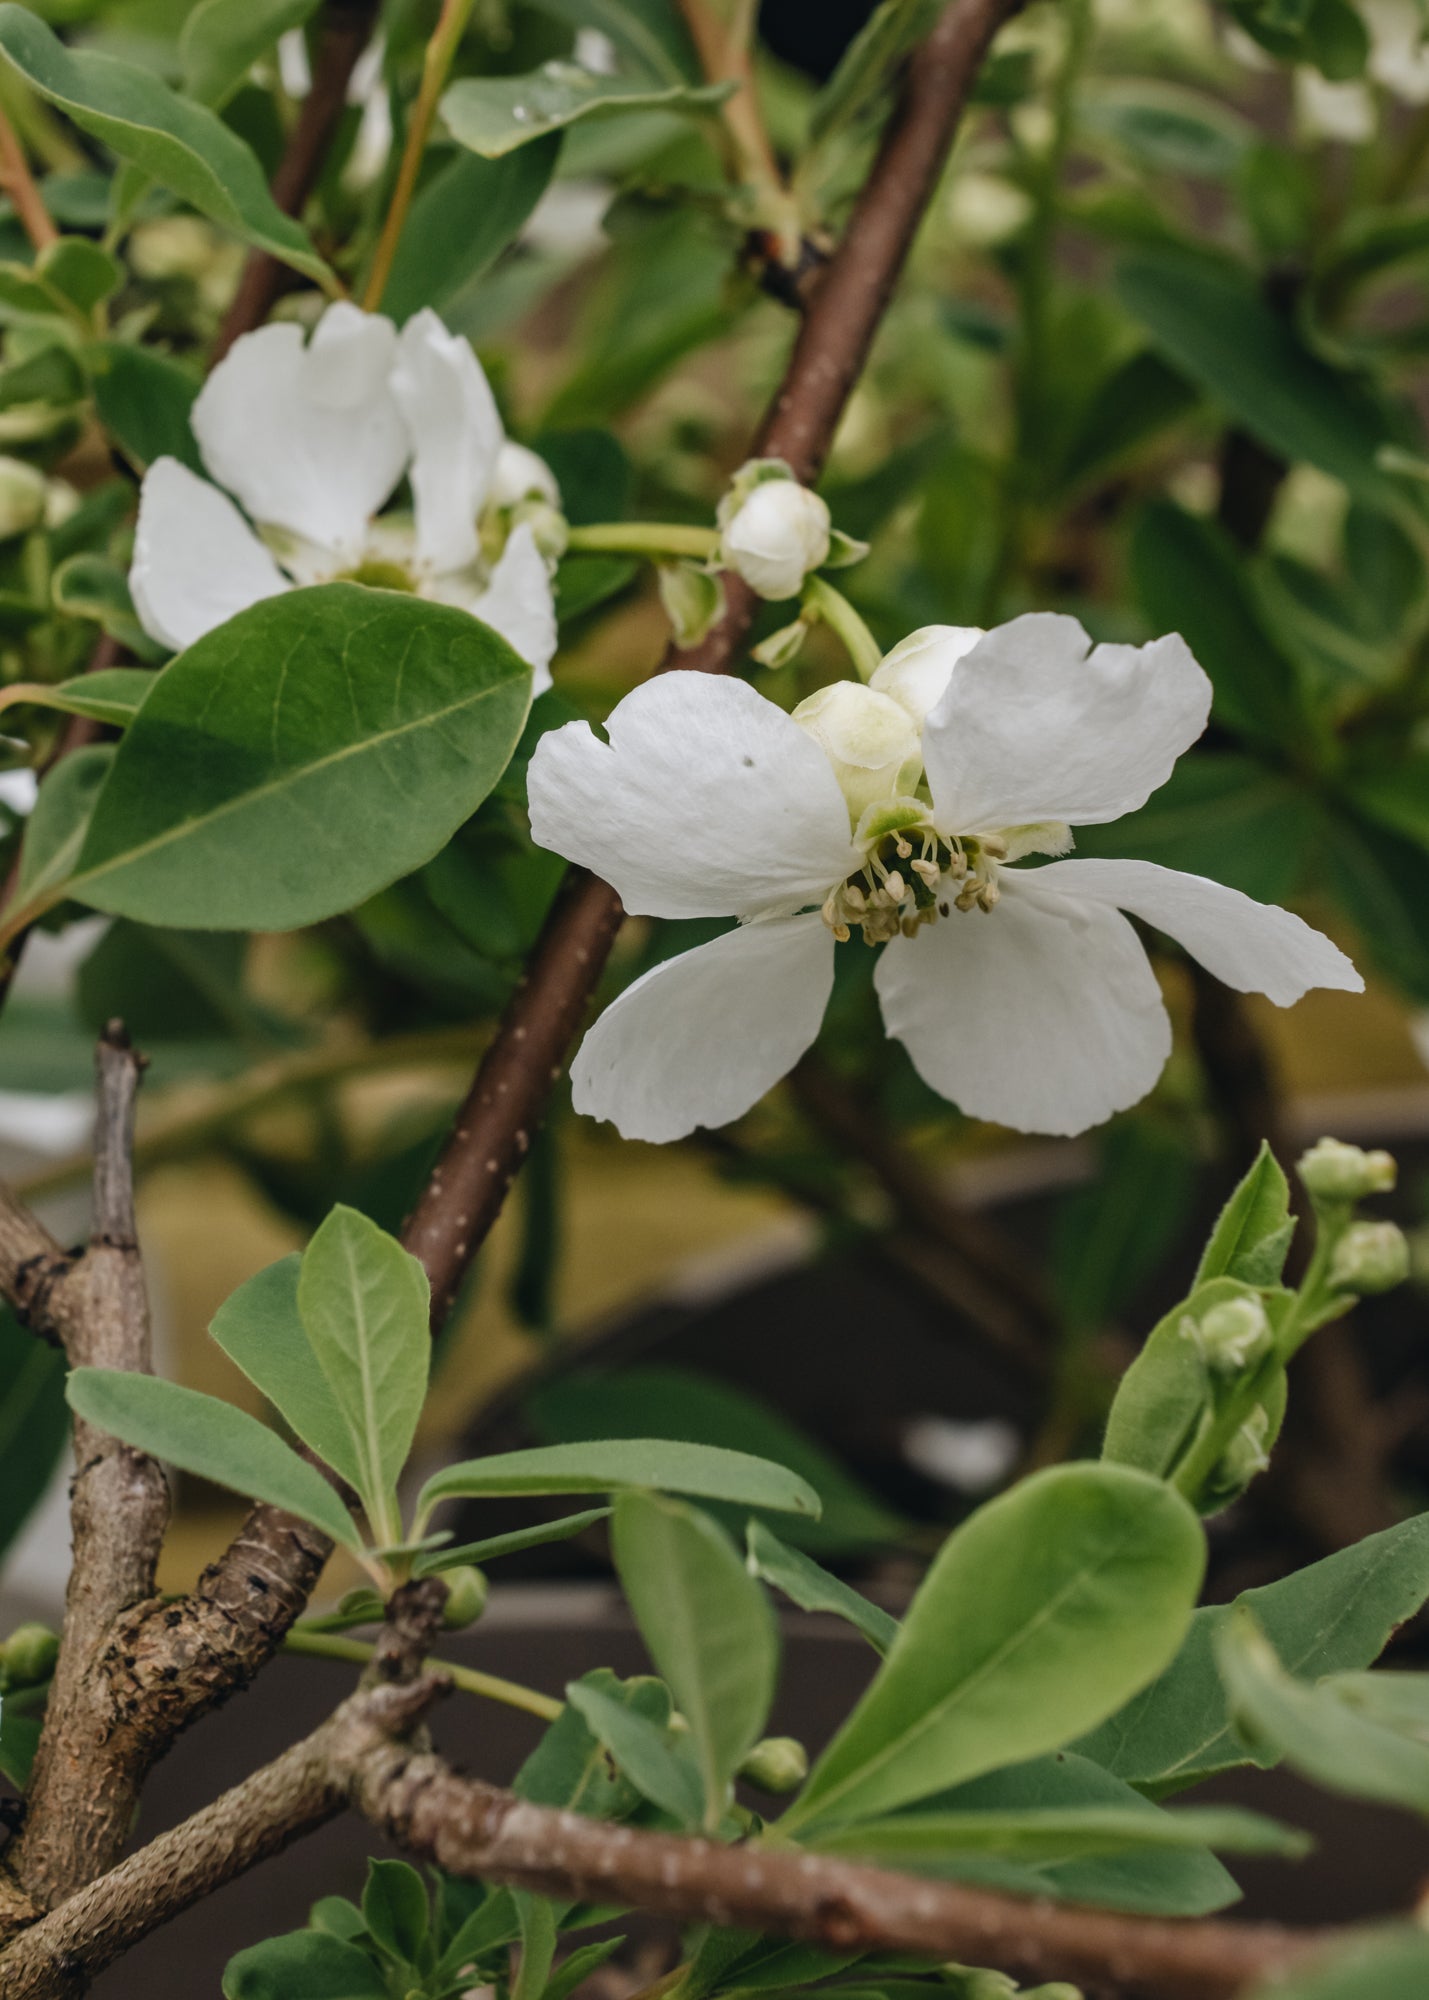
[417,1440,822,1522]
[442,66,732,160]
[0,7,330,286]
[781,1463,1205,1833]
[66,1367,358,1550]
[56,585,532,932]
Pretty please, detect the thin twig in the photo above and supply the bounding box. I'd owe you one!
[213,0,381,360]
[363,0,474,311]
[0,105,56,253]
[14,1025,171,1913]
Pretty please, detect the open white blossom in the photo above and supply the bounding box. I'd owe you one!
[129,302,560,691]
[527,614,1361,1142]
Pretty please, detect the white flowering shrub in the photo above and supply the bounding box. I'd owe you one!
[0,2,1423,1998]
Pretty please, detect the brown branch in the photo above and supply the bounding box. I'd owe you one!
[212,0,382,361]
[403,0,1024,1327]
[0,106,56,253]
[11,1026,171,1914]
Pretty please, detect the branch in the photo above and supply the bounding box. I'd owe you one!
[212,0,381,361]
[403,0,1025,1327]
[12,1026,171,1913]
[0,105,56,253]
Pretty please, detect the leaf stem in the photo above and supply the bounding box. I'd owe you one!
[0,103,55,253]
[363,0,476,311]
[282,1626,563,1720]
[676,0,800,259]
[803,576,881,680]
[565,522,721,560]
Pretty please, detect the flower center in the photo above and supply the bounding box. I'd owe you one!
[337,557,418,592]
[821,828,1007,945]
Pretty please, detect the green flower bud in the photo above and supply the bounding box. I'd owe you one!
[1297,1137,1397,1203]
[1024,1987,1082,2000]
[1200,1405,1273,1511]
[3,1622,58,1687]
[658,560,725,649]
[1329,1220,1410,1296]
[439,1565,489,1630]
[942,1970,1018,2000]
[738,1735,808,1793]
[1189,1295,1273,1375]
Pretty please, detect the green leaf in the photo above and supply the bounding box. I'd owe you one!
[1196,1142,1295,1286]
[297,1206,430,1535]
[1056,348,1200,494]
[50,585,532,934]
[1331,812,1429,1004]
[1116,243,1417,520]
[38,237,122,313]
[1259,1932,1429,2000]
[1101,1278,1253,1480]
[807,0,940,147]
[565,1672,706,1825]
[17,745,112,907]
[0,667,153,731]
[1347,756,1429,850]
[418,1439,822,1523]
[414,1508,611,1578]
[511,1894,558,2000]
[66,1368,359,1550]
[1216,1610,1429,1813]
[540,1937,625,2000]
[86,341,201,472]
[810,1800,1306,1864]
[0,1308,66,1562]
[210,1255,365,1495]
[529,1365,902,1553]
[781,1465,1205,1834]
[0,7,330,286]
[441,65,732,161]
[381,137,561,323]
[526,0,700,82]
[223,1929,387,1999]
[179,0,320,107]
[0,1698,42,1792]
[745,1521,899,1655]
[1079,83,1251,180]
[1075,1512,1429,1789]
[1051,1120,1199,1334]
[434,1890,521,1984]
[361,1858,430,1967]
[612,1492,778,1828]
[1128,501,1316,754]
[516,1668,674,1818]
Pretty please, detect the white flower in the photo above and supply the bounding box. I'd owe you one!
[526,614,1361,1142]
[717,462,831,600]
[129,302,560,692]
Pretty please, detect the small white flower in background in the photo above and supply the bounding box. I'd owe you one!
[527,614,1361,1142]
[129,303,561,692]
[717,459,832,600]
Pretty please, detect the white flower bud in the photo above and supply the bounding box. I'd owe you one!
[718,463,830,600]
[0,456,47,541]
[1329,1221,1410,1295]
[658,560,724,648]
[793,681,923,825]
[489,440,562,511]
[870,624,985,724]
[1298,1136,1397,1203]
[1190,1295,1273,1375]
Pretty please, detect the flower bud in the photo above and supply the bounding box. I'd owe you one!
[1201,1405,1273,1511]
[943,1970,1017,2000]
[2,1622,58,1687]
[440,1565,489,1630]
[751,615,810,669]
[869,624,985,724]
[1298,1137,1397,1203]
[793,681,923,825]
[658,560,724,648]
[738,1735,808,1793]
[489,440,562,511]
[1329,1221,1410,1296]
[718,461,830,600]
[1189,1295,1273,1375]
[509,498,568,563]
[0,456,46,540]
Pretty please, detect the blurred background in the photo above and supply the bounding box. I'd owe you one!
[1,1,1429,1922]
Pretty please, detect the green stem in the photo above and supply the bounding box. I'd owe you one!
[283,1628,563,1722]
[566,522,721,560]
[363,0,477,311]
[804,576,881,680]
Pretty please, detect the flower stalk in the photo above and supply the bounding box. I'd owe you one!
[364,0,476,311]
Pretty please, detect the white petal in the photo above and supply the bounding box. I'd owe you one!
[527,671,860,920]
[1037,858,1363,1005]
[466,523,557,695]
[191,307,408,558]
[870,624,984,723]
[873,873,1171,1136]
[391,309,503,574]
[922,612,1212,833]
[129,457,290,652]
[571,915,833,1141]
